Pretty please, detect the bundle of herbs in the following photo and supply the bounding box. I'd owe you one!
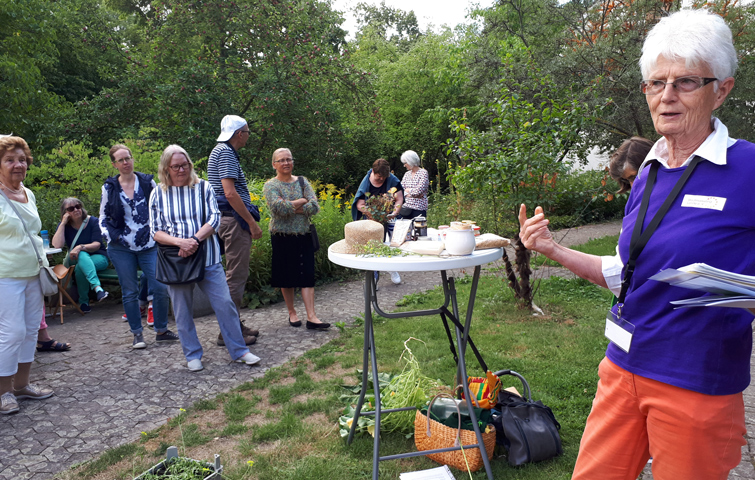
[339,338,446,437]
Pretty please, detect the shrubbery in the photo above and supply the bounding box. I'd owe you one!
[427,168,626,236]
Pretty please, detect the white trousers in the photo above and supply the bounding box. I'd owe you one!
[0,276,43,376]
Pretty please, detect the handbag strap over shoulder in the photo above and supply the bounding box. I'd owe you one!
[69,216,89,250]
[0,186,46,268]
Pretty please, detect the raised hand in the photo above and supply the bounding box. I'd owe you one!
[518,204,556,255]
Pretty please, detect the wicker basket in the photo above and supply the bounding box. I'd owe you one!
[414,394,496,472]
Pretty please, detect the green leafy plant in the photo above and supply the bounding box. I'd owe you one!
[362,187,397,224]
[139,457,214,480]
[339,338,445,437]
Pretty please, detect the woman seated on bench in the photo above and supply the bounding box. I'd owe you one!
[51,198,109,313]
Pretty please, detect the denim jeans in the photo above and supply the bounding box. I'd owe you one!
[107,244,170,335]
[69,252,109,306]
[166,263,248,362]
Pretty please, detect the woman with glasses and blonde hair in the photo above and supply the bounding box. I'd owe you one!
[149,145,261,372]
[100,144,178,350]
[263,148,328,329]
[520,9,754,479]
[51,197,109,313]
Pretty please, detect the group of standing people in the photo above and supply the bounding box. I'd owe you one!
[0,113,328,414]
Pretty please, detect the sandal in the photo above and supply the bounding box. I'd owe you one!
[36,339,71,352]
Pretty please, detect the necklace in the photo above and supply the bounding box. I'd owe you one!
[0,180,23,195]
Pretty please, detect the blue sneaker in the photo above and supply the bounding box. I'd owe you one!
[96,289,108,302]
[80,304,91,313]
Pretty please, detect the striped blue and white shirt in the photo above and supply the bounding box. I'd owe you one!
[207,142,252,207]
[149,179,222,267]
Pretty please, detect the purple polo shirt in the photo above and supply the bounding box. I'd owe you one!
[610,139,755,395]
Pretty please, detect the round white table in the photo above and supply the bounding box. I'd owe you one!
[328,245,502,480]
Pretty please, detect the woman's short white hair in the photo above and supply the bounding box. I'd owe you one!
[400,150,421,168]
[640,9,738,81]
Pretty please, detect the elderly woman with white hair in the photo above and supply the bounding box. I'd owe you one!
[519,9,752,479]
[149,145,261,371]
[399,150,429,220]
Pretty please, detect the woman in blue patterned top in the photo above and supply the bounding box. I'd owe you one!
[100,144,178,350]
[149,145,261,372]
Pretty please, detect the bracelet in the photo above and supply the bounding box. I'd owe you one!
[191,235,200,244]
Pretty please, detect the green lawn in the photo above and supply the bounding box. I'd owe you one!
[61,274,612,480]
[538,234,619,267]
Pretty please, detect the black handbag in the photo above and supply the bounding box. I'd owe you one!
[399,205,413,218]
[156,242,205,285]
[492,369,562,466]
[297,176,320,252]
[155,182,207,285]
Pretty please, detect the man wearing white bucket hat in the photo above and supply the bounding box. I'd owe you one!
[207,115,262,347]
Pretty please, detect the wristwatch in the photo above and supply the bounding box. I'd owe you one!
[191,235,200,244]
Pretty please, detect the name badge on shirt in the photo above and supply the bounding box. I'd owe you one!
[681,194,726,211]
[605,311,635,353]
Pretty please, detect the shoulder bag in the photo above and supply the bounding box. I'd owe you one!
[297,176,320,252]
[62,216,89,268]
[492,369,562,466]
[0,188,59,296]
[155,182,207,285]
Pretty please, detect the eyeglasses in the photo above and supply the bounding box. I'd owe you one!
[169,163,191,172]
[66,205,82,212]
[114,156,133,164]
[274,158,294,164]
[640,76,717,95]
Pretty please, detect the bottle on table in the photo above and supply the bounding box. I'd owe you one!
[41,230,49,249]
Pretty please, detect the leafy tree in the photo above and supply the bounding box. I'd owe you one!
[63,0,379,187]
[353,1,422,54]
[447,55,599,232]
[472,0,755,148]
[0,0,67,145]
[447,57,600,309]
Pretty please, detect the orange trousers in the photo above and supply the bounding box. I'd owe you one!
[572,357,745,480]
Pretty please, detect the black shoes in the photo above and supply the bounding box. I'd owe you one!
[306,321,331,330]
[289,317,302,327]
[155,330,180,342]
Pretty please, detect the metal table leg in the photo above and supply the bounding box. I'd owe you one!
[347,267,494,480]
[450,266,493,479]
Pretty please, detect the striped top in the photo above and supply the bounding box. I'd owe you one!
[401,168,429,211]
[149,180,222,267]
[207,142,252,207]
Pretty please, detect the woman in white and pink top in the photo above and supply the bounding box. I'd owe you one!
[399,150,429,219]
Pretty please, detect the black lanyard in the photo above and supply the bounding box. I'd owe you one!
[617,155,702,309]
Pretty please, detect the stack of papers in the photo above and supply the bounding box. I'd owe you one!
[399,465,456,480]
[649,263,755,308]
